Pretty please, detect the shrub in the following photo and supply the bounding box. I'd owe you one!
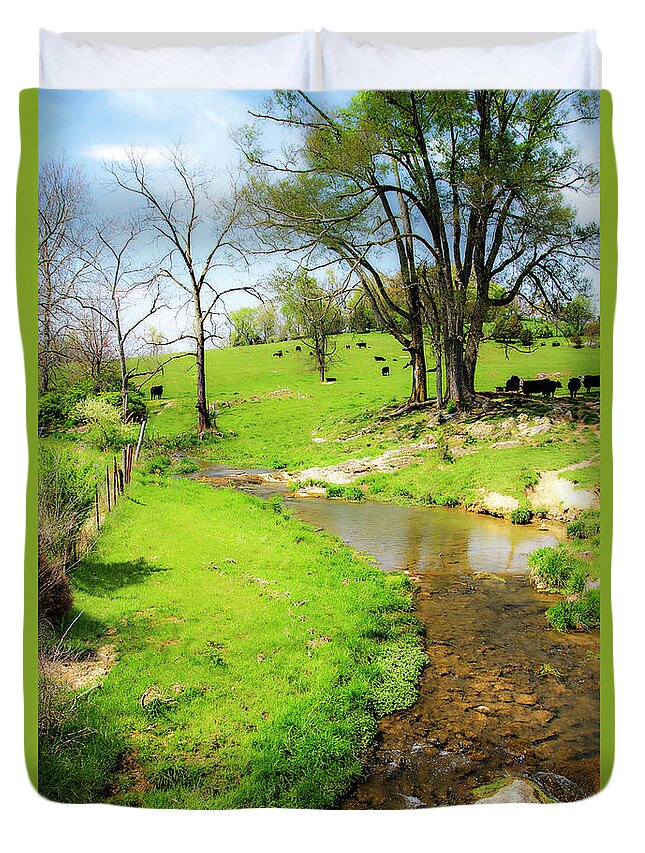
[73,398,127,451]
[98,389,147,422]
[518,327,534,347]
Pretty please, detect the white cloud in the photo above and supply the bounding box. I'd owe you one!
[82,144,166,164]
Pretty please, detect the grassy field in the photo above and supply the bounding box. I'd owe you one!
[39,330,601,806]
[144,331,600,473]
[39,475,425,807]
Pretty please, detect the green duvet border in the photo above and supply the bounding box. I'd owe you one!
[18,88,617,796]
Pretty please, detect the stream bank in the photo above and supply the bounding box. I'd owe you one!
[191,461,600,807]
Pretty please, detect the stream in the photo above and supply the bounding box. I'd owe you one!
[191,462,600,807]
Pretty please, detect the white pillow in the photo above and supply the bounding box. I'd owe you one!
[40,29,316,90]
[321,30,601,90]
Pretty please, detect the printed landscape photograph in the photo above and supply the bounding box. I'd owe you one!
[35,88,603,808]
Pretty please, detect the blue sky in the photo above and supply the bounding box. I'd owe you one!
[39,89,600,346]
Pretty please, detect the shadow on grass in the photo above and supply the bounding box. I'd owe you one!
[72,557,169,597]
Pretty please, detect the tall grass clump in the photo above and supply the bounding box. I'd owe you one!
[546,589,600,633]
[38,446,97,625]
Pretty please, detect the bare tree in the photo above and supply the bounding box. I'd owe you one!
[107,146,253,433]
[71,217,167,419]
[38,157,93,391]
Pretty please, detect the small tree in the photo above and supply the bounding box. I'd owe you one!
[560,294,595,338]
[271,269,343,382]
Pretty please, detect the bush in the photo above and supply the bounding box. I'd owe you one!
[98,389,147,422]
[73,398,127,451]
[518,327,534,347]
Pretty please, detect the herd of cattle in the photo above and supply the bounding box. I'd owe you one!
[148,345,600,402]
[501,374,600,398]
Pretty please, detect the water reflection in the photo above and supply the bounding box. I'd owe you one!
[283,499,557,575]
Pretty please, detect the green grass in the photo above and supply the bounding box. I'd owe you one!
[359,434,599,510]
[141,331,600,470]
[39,475,425,808]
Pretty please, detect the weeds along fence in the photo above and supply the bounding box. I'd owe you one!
[75,420,147,559]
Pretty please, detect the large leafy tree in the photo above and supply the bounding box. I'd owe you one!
[245,89,599,405]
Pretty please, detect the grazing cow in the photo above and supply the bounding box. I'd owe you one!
[542,379,562,398]
[325,377,337,383]
[505,375,521,392]
[150,385,163,400]
[356,342,367,349]
[583,374,600,392]
[295,345,301,352]
[568,377,581,399]
[521,379,546,395]
[273,350,283,358]
[552,341,561,347]
[381,366,390,377]
[373,355,386,362]
[346,344,351,349]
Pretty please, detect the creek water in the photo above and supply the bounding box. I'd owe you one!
[193,462,600,807]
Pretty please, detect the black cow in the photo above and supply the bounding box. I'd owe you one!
[505,375,521,392]
[325,377,337,383]
[150,385,163,400]
[273,350,283,358]
[295,345,301,352]
[345,344,351,349]
[568,377,581,398]
[356,342,367,349]
[522,379,546,395]
[542,379,562,398]
[381,366,390,377]
[583,374,600,392]
[374,355,386,362]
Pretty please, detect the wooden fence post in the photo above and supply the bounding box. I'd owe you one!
[106,467,111,511]
[95,485,100,531]
[134,419,147,462]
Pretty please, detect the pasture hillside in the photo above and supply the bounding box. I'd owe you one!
[144,332,600,475]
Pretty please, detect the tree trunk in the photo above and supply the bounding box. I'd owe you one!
[408,342,427,405]
[434,344,443,409]
[195,323,212,434]
[444,333,468,403]
[463,297,487,395]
